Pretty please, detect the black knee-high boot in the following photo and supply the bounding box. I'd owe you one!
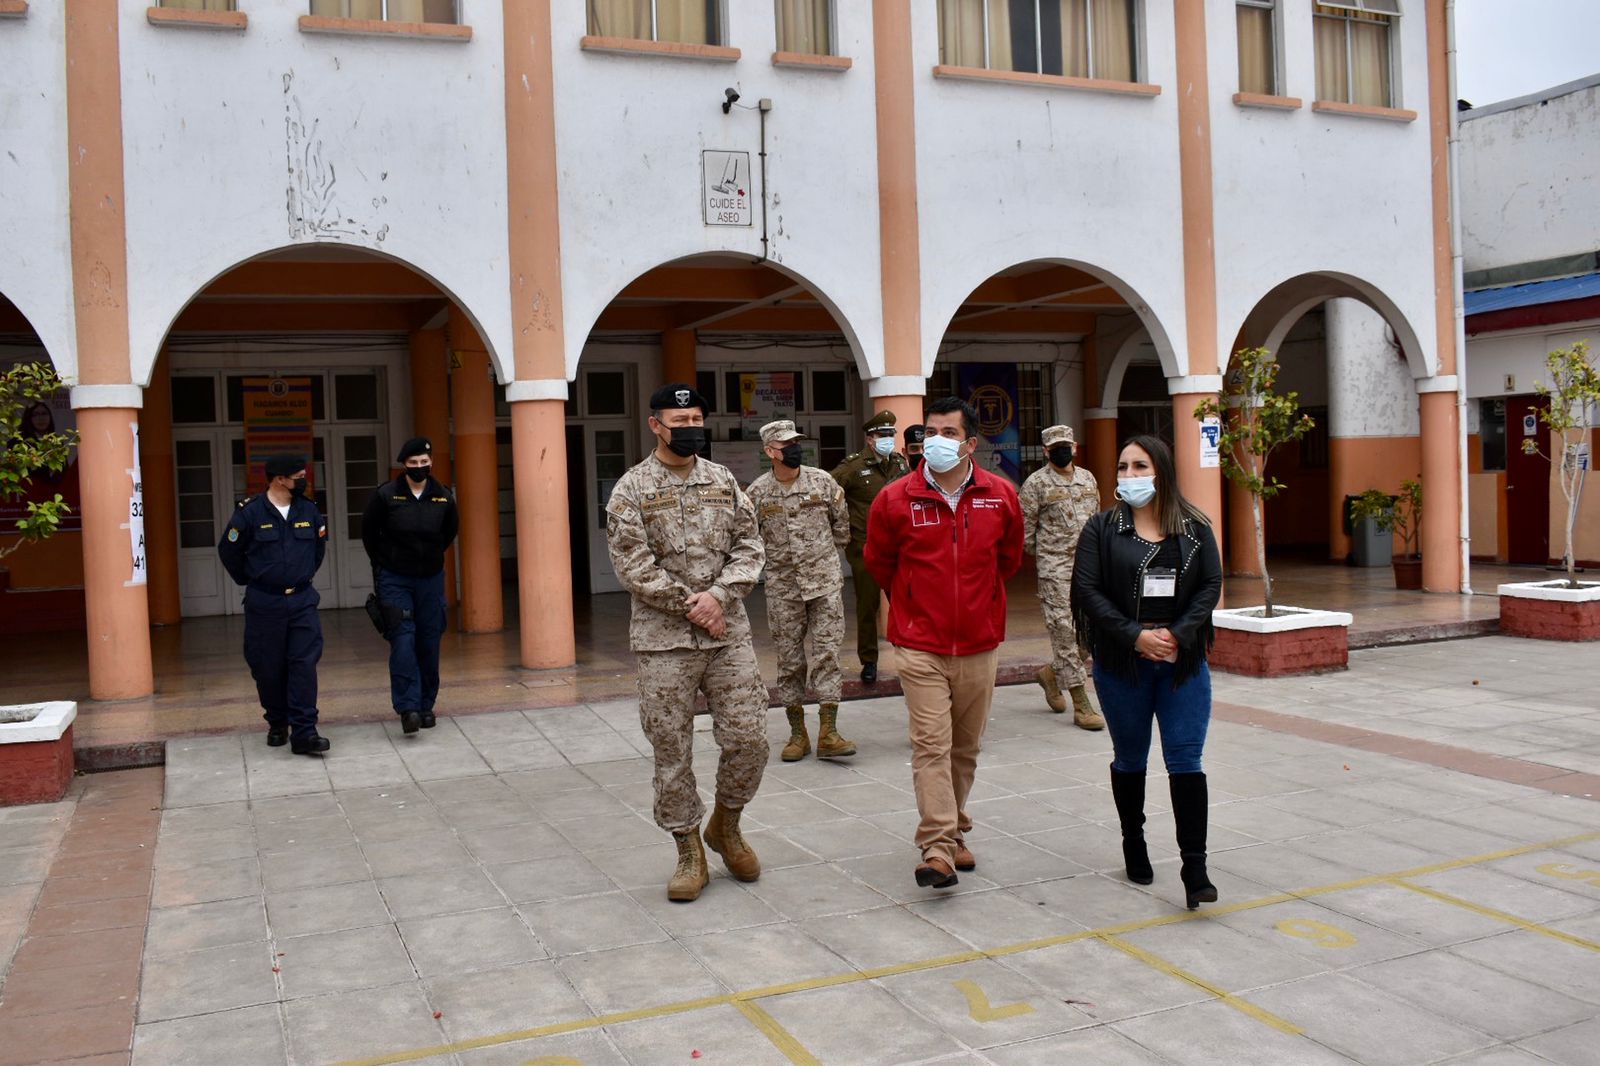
[1109,766,1154,885]
[1169,771,1218,909]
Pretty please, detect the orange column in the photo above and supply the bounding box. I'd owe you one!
[142,353,181,625]
[448,313,503,633]
[409,329,456,607]
[1420,389,1461,591]
[1171,391,1225,536]
[661,329,697,384]
[66,0,152,699]
[1082,412,1118,510]
[502,0,576,668]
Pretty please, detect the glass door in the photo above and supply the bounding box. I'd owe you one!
[332,429,383,608]
[587,425,629,594]
[173,429,233,617]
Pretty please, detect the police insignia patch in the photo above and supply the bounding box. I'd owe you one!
[675,388,691,406]
[227,528,239,542]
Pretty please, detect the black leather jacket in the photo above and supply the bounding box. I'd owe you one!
[1069,502,1223,685]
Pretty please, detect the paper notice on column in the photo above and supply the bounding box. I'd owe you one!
[1199,415,1221,469]
[128,422,147,586]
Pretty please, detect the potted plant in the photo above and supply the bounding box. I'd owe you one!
[1499,340,1600,640]
[1195,347,1352,676]
[1350,479,1422,589]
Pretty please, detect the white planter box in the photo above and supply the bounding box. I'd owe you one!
[1211,606,1354,633]
[1496,581,1600,602]
[0,701,77,744]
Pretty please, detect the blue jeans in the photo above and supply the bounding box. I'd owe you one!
[1091,659,1211,774]
[375,568,446,714]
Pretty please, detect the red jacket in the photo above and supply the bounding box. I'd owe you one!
[863,463,1024,657]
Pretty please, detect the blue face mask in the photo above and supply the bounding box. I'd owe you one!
[922,434,965,474]
[871,436,896,458]
[1116,476,1157,508]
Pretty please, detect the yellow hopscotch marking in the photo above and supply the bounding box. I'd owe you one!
[1099,935,1304,1036]
[1388,878,1600,953]
[953,979,1036,1022]
[325,828,1600,1066]
[733,999,825,1066]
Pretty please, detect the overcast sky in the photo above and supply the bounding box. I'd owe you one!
[1455,0,1600,107]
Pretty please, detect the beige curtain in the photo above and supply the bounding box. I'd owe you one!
[776,0,831,55]
[309,0,382,17]
[656,0,712,44]
[387,0,423,21]
[1090,0,1134,81]
[1236,4,1274,95]
[987,0,1013,71]
[588,0,652,38]
[938,0,981,67]
[163,0,236,11]
[1060,0,1088,77]
[1349,16,1393,106]
[1312,12,1348,102]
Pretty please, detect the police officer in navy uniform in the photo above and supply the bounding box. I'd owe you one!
[361,437,459,735]
[218,454,330,755]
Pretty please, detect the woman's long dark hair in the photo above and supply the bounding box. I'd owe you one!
[1120,434,1211,536]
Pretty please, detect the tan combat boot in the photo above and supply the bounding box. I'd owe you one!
[667,828,710,902]
[1070,685,1105,731]
[816,703,856,759]
[781,705,811,762]
[1037,664,1068,713]
[703,803,761,882]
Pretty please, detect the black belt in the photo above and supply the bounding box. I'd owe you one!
[252,581,311,596]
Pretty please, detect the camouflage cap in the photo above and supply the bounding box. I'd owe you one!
[759,419,804,446]
[863,409,897,432]
[1041,425,1076,447]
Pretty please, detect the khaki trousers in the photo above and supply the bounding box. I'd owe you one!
[899,646,1000,867]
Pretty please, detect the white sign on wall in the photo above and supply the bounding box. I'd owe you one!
[702,150,752,227]
[128,422,147,587]
[1199,415,1221,469]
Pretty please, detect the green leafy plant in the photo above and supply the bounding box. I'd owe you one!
[1350,480,1422,559]
[1,361,78,560]
[1522,339,1599,589]
[1194,346,1314,618]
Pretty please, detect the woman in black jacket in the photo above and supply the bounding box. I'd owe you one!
[1070,434,1223,909]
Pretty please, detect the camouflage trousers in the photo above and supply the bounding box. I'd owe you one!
[766,589,845,707]
[635,641,770,834]
[1041,584,1087,689]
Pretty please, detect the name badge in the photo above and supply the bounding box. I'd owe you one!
[1143,568,1177,598]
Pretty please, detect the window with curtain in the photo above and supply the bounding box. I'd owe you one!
[937,0,1137,82]
[161,0,237,9]
[1313,0,1399,107]
[588,0,724,45]
[308,0,460,22]
[776,0,832,55]
[1236,0,1276,95]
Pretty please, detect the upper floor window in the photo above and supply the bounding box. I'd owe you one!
[1236,0,1277,95]
[309,0,460,22]
[776,0,832,55]
[587,1,726,46]
[1313,0,1399,107]
[937,0,1138,82]
[159,0,237,9]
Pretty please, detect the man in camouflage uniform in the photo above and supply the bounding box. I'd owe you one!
[606,383,769,902]
[747,419,854,761]
[1020,424,1106,730]
[830,409,908,684]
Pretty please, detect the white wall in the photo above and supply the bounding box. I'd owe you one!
[116,0,515,385]
[1460,78,1600,273]
[1325,298,1420,437]
[1466,322,1600,401]
[0,3,75,379]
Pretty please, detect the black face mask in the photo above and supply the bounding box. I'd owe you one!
[664,426,708,459]
[909,451,923,471]
[290,477,309,497]
[405,465,431,484]
[1048,444,1074,468]
[778,443,803,469]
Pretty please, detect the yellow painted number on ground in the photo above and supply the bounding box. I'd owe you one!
[1536,862,1600,888]
[953,979,1035,1022]
[1274,918,1357,949]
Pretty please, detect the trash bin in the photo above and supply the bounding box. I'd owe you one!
[1344,495,1394,568]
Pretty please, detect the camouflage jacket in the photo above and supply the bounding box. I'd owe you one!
[605,452,765,652]
[747,465,849,601]
[830,447,908,548]
[1020,464,1101,581]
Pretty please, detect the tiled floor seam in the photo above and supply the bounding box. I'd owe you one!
[1213,700,1600,801]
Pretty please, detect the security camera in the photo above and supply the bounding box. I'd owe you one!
[722,87,740,114]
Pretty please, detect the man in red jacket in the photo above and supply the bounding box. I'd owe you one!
[864,396,1024,888]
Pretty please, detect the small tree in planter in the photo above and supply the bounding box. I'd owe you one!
[1522,340,1599,589]
[1194,346,1314,618]
[2,361,78,561]
[1350,479,1423,589]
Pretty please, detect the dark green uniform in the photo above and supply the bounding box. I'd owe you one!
[830,445,908,667]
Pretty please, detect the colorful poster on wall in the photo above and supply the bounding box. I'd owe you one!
[242,377,315,495]
[0,351,81,533]
[739,372,796,437]
[958,363,1021,483]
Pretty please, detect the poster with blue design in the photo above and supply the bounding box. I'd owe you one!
[958,363,1021,483]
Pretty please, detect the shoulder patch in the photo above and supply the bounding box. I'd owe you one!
[227,528,239,542]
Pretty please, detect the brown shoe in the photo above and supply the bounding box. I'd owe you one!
[915,855,958,888]
[953,839,976,871]
[1070,685,1105,731]
[781,706,811,762]
[816,703,856,759]
[1037,664,1067,713]
[703,803,761,882]
[667,829,709,902]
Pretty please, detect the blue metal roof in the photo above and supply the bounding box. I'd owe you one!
[1464,271,1600,316]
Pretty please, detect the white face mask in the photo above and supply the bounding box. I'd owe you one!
[871,436,896,458]
[1116,476,1157,508]
[922,434,965,474]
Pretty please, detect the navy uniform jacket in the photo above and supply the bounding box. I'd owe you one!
[218,493,328,592]
[360,476,459,578]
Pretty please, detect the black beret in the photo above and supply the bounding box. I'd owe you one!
[396,437,432,463]
[905,424,926,444]
[263,454,306,479]
[649,383,707,413]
